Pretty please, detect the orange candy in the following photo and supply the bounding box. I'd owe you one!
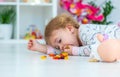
[49,52,69,60]
[49,53,55,57]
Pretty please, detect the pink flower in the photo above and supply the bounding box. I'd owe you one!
[87,14,104,21]
[60,0,105,23]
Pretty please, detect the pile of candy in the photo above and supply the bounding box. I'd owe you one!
[40,52,69,60]
[40,52,100,62]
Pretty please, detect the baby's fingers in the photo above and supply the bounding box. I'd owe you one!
[64,45,70,49]
[28,43,32,47]
[64,49,72,55]
[27,43,32,49]
[64,49,69,53]
[63,45,73,55]
[28,40,33,47]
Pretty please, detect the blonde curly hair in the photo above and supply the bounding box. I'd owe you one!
[44,13,80,44]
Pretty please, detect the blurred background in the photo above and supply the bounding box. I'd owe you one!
[0,0,120,43]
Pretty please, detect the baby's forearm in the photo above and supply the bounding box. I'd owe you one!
[72,46,91,56]
[37,44,47,54]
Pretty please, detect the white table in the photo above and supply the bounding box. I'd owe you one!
[0,43,120,77]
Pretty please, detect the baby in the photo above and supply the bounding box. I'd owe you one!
[28,13,120,62]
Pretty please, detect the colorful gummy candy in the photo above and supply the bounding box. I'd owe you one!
[49,52,69,60]
[40,45,70,60]
[40,52,69,60]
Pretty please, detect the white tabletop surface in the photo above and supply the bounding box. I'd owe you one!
[0,43,120,77]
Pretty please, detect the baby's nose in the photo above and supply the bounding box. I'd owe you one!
[59,45,64,51]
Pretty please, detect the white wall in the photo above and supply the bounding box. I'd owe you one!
[108,0,120,24]
[57,0,120,24]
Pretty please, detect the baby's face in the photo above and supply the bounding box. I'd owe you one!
[49,28,79,51]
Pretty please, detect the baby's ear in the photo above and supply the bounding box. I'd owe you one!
[97,34,104,43]
[66,25,74,33]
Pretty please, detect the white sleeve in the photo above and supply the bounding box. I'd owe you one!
[72,45,91,56]
[72,44,102,60]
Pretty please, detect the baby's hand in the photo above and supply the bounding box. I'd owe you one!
[27,39,40,51]
[63,45,73,55]
[27,39,47,54]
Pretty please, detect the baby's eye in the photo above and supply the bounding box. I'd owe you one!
[55,46,60,50]
[58,39,61,43]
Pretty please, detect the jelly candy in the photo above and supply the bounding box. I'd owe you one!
[40,55,47,60]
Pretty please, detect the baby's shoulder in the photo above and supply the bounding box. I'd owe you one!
[79,24,98,33]
[80,24,98,30]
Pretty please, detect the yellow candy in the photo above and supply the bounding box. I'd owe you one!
[64,56,69,60]
[40,55,47,60]
[89,58,99,62]
[61,52,68,57]
[55,55,61,58]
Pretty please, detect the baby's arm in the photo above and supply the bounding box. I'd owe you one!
[27,40,91,56]
[28,40,47,54]
[27,40,60,54]
[64,45,91,56]
[72,45,91,56]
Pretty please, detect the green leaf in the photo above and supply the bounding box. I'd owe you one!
[89,1,114,25]
[0,6,16,24]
